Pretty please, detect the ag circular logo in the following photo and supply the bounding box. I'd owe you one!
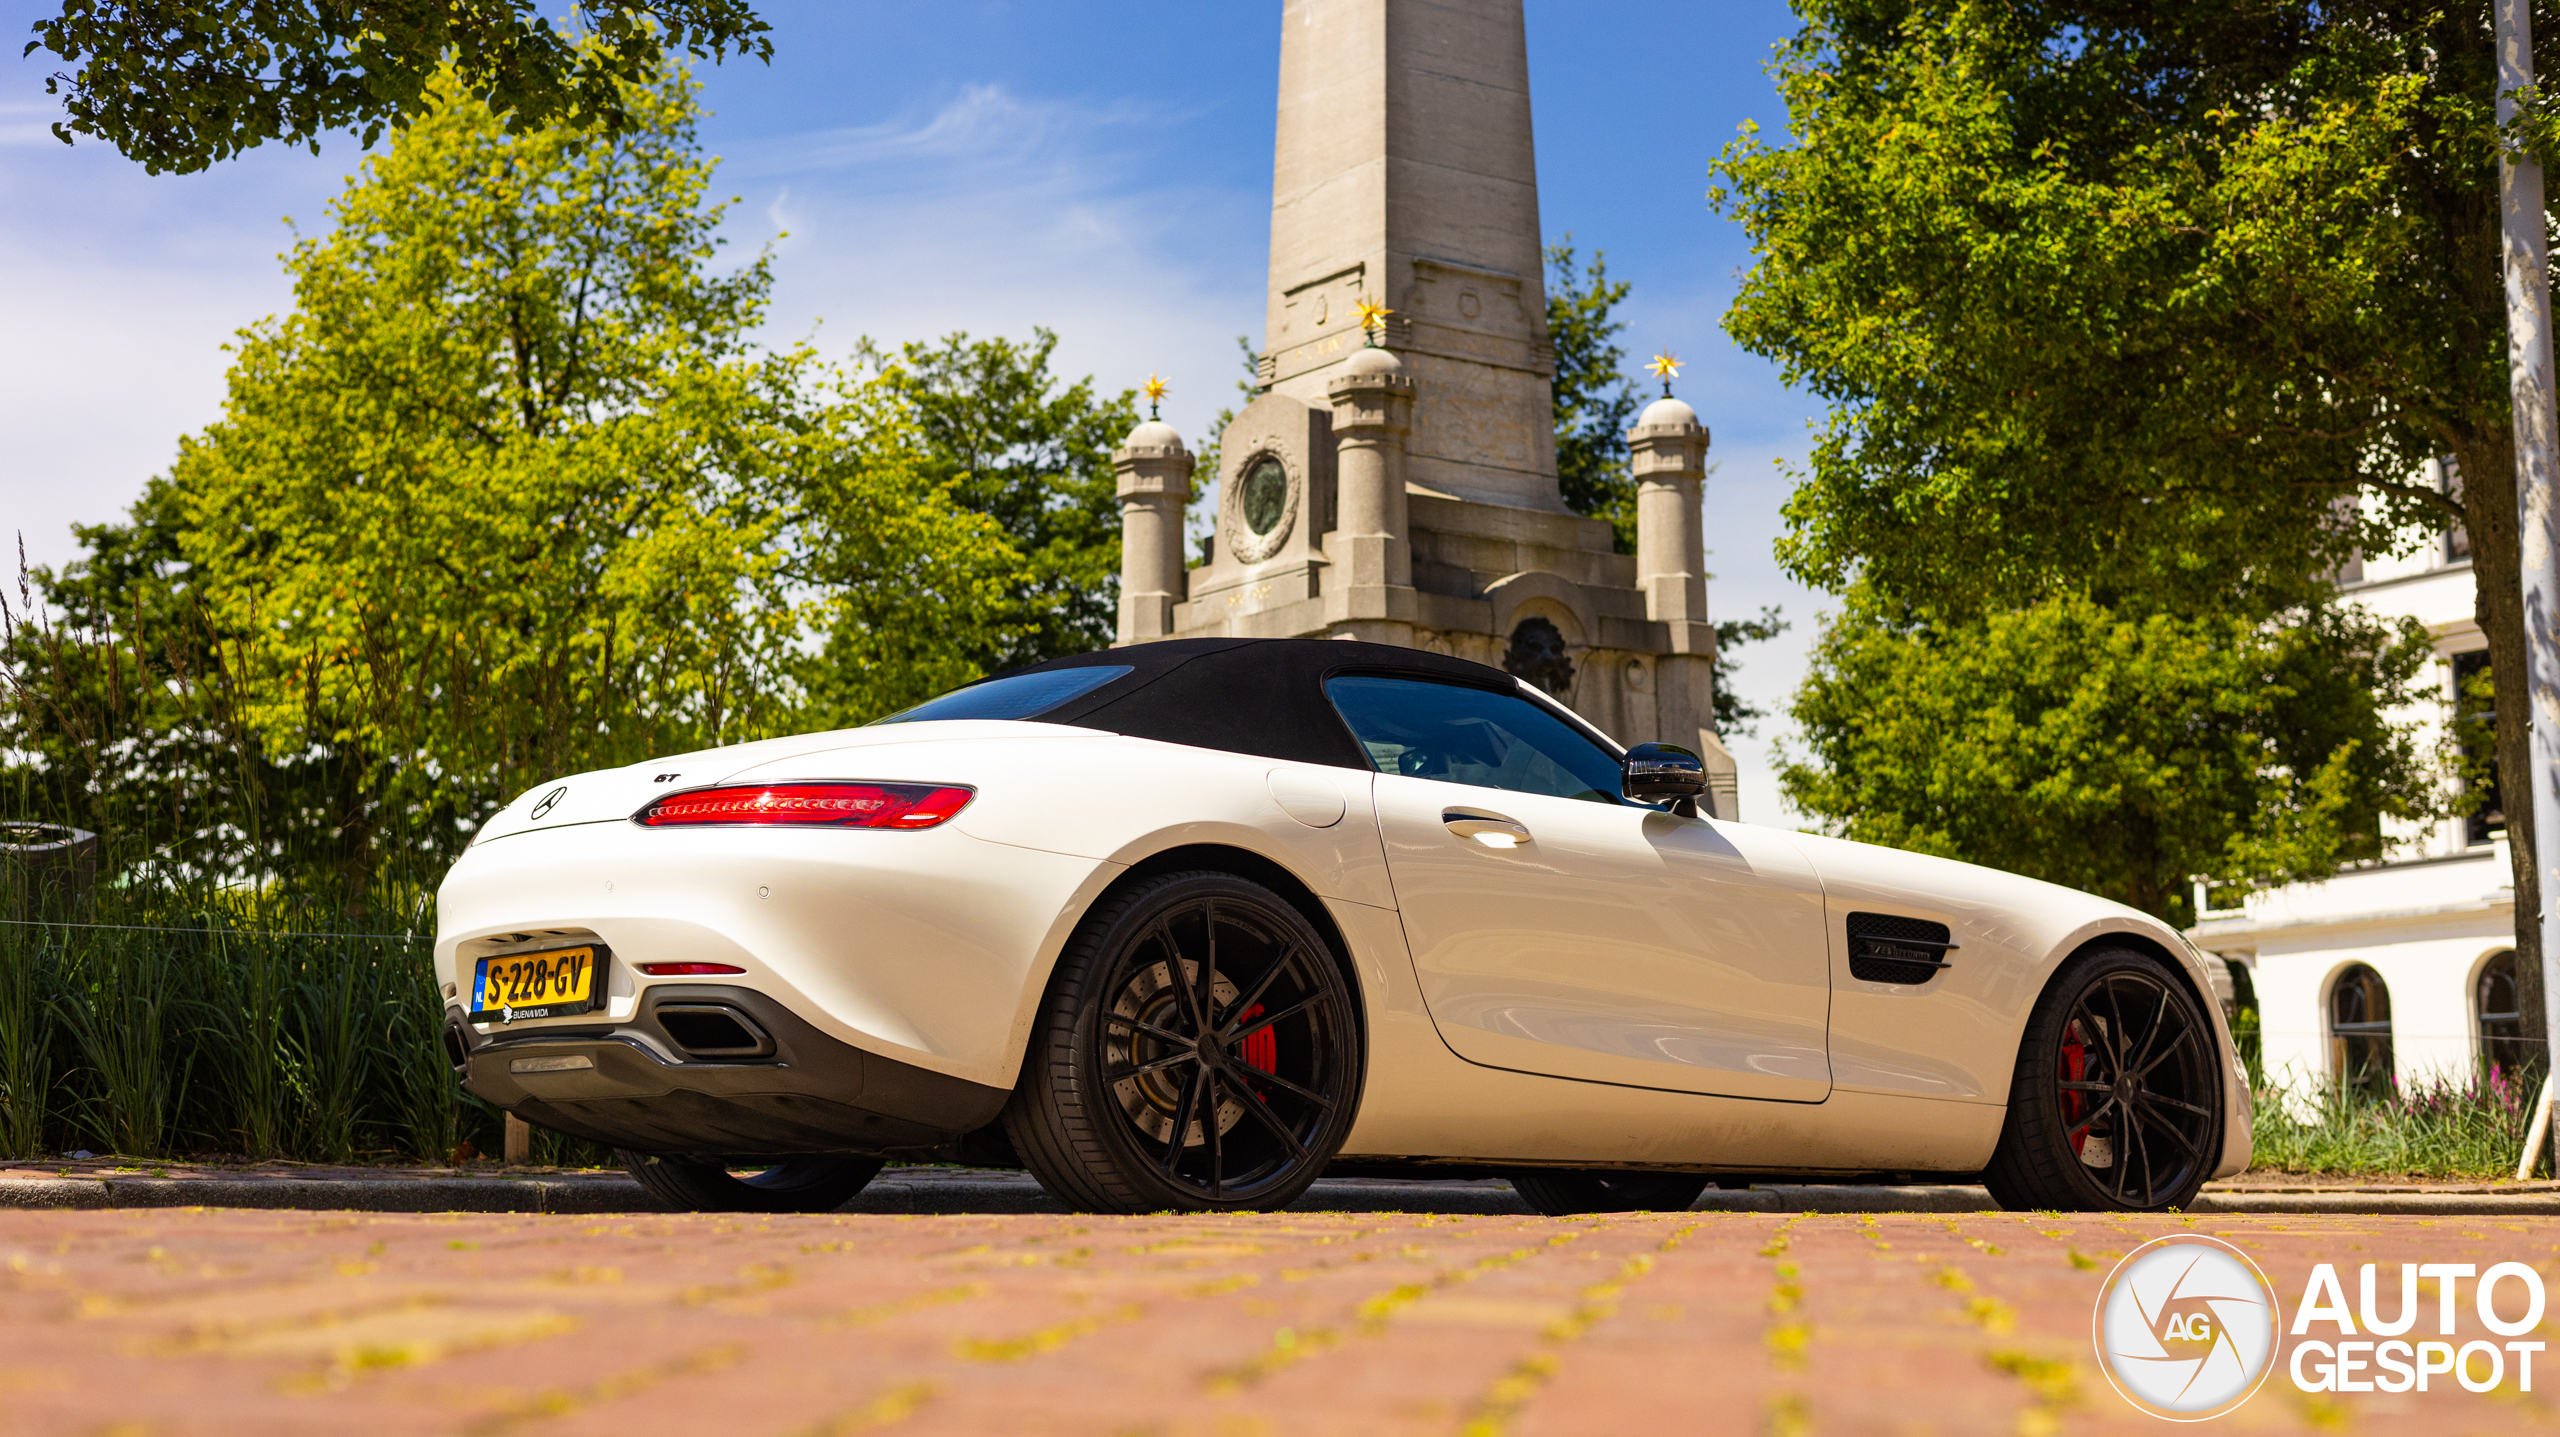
[2093,1234,2280,1420]
[529,786,568,820]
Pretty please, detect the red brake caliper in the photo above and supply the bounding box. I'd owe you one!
[1238,1004,1276,1079]
[2060,1025,2088,1154]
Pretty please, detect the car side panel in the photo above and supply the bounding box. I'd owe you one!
[1373,786,1833,1102]
[1337,885,2005,1173]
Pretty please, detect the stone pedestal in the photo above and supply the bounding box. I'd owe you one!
[1113,0,1743,819]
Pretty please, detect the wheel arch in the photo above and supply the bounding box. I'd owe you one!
[2062,928,2213,1021]
[2023,925,2250,1182]
[1104,843,1368,1038]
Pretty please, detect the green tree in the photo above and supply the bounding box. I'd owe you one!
[1546,239,1641,552]
[25,0,770,174]
[1784,591,2442,926]
[862,330,1139,668]
[2,65,1017,895]
[1713,4,2541,981]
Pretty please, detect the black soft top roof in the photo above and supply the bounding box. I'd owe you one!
[1001,637,1529,770]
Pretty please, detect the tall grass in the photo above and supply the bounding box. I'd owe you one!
[0,904,48,1158]
[0,889,525,1164]
[2249,1067,2542,1180]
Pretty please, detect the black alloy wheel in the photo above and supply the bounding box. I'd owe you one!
[1981,948,2224,1212]
[1004,870,1364,1213]
[615,1151,884,1213]
[1509,1169,1712,1216]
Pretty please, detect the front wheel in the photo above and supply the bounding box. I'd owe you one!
[1510,1170,1711,1216]
[1981,948,2224,1212]
[1003,871,1365,1213]
[616,1151,884,1213]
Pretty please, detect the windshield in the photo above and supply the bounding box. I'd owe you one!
[873,666,1133,724]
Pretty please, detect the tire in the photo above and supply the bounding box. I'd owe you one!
[1981,947,2224,1213]
[1003,870,1365,1214]
[1510,1170,1712,1216]
[615,1151,884,1213]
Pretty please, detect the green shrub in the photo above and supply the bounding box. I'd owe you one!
[2249,1068,2543,1180]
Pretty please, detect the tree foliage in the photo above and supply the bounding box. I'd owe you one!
[1546,239,1642,552]
[1717,2,2524,933]
[1785,592,2443,925]
[2,65,1021,895]
[861,330,1138,669]
[24,0,771,174]
[1713,2,2506,620]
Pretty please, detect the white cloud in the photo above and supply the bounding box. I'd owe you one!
[0,126,352,576]
[712,82,1268,441]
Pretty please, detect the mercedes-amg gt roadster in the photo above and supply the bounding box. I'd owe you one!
[436,638,2250,1215]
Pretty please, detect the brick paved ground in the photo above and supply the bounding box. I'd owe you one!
[2,1207,2551,1436]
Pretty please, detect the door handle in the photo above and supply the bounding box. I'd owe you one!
[1443,810,1532,848]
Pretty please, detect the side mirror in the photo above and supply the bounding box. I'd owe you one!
[1622,742,1706,809]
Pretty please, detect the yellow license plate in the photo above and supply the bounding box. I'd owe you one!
[470,945,604,1023]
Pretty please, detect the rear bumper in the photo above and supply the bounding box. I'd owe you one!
[435,818,1116,1091]
[456,984,1011,1160]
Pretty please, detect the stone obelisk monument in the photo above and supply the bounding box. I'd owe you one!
[1112,0,1738,818]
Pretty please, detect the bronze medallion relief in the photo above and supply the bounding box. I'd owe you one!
[1224,445,1300,564]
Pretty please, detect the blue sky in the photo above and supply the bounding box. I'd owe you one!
[0,1,1826,821]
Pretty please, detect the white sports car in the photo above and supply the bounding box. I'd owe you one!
[436,638,2251,1215]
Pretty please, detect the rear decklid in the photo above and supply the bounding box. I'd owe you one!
[469,720,1098,845]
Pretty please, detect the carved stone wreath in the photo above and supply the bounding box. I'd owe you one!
[1222,442,1301,565]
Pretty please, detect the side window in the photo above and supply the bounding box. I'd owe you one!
[1326,675,1626,805]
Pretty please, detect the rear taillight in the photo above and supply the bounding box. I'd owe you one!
[635,782,974,830]
[636,962,746,976]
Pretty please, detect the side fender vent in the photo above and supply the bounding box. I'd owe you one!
[1846,912,1957,985]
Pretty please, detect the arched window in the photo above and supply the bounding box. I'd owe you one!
[2329,964,2394,1098]
[2477,951,2533,1076]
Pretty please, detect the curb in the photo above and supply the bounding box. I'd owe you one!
[6,1174,2559,1217]
[2191,1190,2560,1215]
[0,1177,651,1214]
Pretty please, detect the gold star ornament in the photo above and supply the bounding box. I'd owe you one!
[1648,351,1682,395]
[1141,372,1167,418]
[1355,298,1395,344]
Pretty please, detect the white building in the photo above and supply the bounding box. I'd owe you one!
[2188,460,2526,1099]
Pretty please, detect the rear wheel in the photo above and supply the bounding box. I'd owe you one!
[1003,871,1364,1213]
[616,1151,884,1213]
[1510,1170,1711,1216]
[1981,948,2223,1212]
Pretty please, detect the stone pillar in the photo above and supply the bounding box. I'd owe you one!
[1325,346,1418,637]
[1630,395,1711,636]
[1629,394,1738,818]
[1112,419,1194,644]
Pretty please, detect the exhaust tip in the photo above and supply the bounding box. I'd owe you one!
[656,1004,775,1059]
